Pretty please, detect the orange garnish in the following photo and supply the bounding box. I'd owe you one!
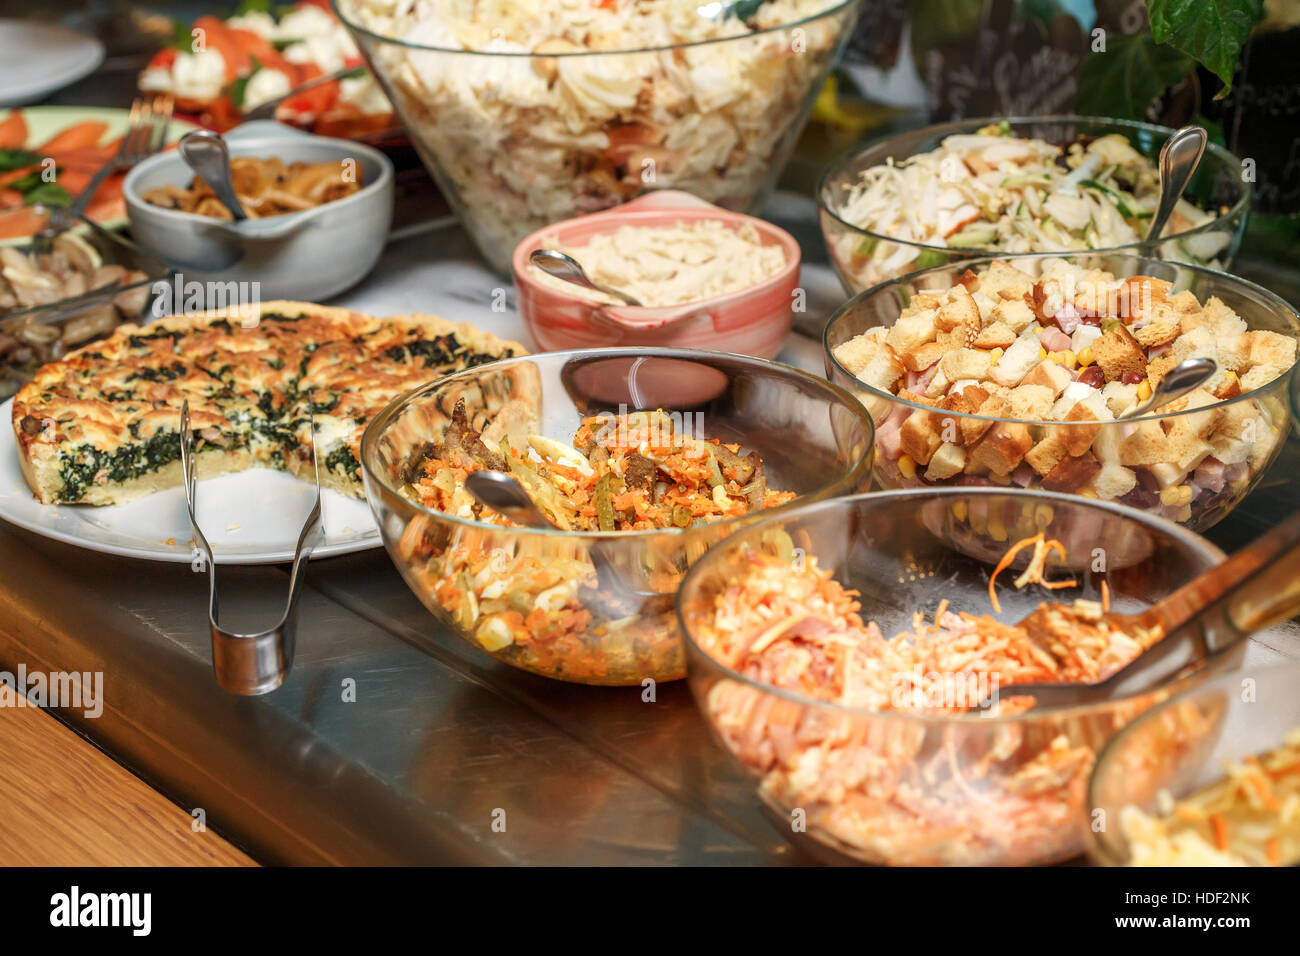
[1209,813,1229,851]
[988,533,1078,615]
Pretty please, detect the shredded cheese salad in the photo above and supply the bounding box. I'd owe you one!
[692,532,1170,865]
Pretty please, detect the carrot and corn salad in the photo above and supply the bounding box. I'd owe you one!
[694,536,1166,865]
[1120,730,1300,866]
[406,402,794,530]
[394,401,793,684]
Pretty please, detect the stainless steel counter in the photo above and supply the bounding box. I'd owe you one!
[1,207,1297,865]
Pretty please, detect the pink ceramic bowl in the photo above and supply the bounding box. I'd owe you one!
[511,191,801,359]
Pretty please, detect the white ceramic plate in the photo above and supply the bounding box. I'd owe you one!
[0,399,381,564]
[0,21,104,107]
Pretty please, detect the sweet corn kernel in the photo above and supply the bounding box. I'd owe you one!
[990,347,1005,365]
[898,454,917,479]
[1079,488,1098,499]
[1137,379,1153,401]
[1177,504,1193,523]
[1060,349,1077,369]
[952,501,968,522]
[1039,347,1048,360]
[1076,346,1094,367]
[1033,503,1055,528]
[988,514,1008,541]
[1160,484,1194,507]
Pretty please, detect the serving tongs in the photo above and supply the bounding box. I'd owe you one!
[179,400,323,695]
[994,511,1300,709]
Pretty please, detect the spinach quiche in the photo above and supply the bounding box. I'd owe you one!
[12,300,526,505]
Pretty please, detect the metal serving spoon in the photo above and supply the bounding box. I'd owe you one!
[178,130,248,220]
[529,249,643,307]
[992,510,1300,710]
[1145,126,1207,243]
[464,470,669,614]
[1117,356,1217,419]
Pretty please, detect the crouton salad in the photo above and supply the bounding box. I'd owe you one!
[692,535,1161,865]
[392,401,794,683]
[831,259,1297,526]
[1120,730,1300,867]
[825,123,1228,290]
[336,0,856,270]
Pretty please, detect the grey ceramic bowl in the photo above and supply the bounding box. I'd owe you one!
[123,120,393,300]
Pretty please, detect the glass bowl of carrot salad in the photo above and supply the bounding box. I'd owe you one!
[362,348,875,685]
[677,487,1247,865]
[1089,663,1300,866]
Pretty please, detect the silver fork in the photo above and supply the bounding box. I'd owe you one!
[36,93,174,243]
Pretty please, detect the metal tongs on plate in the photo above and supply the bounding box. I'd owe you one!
[179,400,323,695]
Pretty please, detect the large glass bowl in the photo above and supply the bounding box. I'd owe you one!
[334,0,862,272]
[819,116,1250,295]
[1088,664,1300,866]
[677,488,1244,866]
[824,253,1300,531]
[361,348,875,685]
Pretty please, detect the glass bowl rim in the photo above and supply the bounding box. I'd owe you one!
[1084,661,1300,866]
[823,251,1300,427]
[815,113,1251,257]
[360,345,877,540]
[0,205,171,326]
[332,0,861,58]
[677,486,1229,726]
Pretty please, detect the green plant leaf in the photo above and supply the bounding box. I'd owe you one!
[1146,0,1264,94]
[909,0,985,62]
[0,147,41,173]
[1075,32,1196,120]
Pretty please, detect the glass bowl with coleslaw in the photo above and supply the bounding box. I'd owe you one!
[677,487,1246,866]
[1088,664,1300,866]
[361,348,875,685]
[333,0,862,272]
[818,116,1250,295]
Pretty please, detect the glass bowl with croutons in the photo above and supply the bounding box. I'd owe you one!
[362,348,875,685]
[825,253,1299,531]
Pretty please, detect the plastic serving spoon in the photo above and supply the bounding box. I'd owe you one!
[529,249,643,307]
[991,510,1300,709]
[178,130,248,221]
[1145,126,1207,243]
[464,470,669,614]
[1117,356,1217,419]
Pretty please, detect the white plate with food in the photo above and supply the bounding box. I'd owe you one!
[0,21,104,108]
[0,395,380,563]
[0,298,527,563]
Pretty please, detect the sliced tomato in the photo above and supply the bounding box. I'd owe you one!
[0,110,27,148]
[37,121,109,153]
[193,17,248,81]
[282,63,339,117]
[0,207,52,237]
[0,164,39,188]
[148,49,178,71]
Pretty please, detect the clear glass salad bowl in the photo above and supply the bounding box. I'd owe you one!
[1088,664,1300,866]
[677,488,1244,866]
[334,0,863,272]
[361,348,875,685]
[824,252,1299,531]
[818,115,1250,295]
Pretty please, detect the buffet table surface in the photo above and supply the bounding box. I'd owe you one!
[2,47,1298,864]
[1,204,1298,864]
